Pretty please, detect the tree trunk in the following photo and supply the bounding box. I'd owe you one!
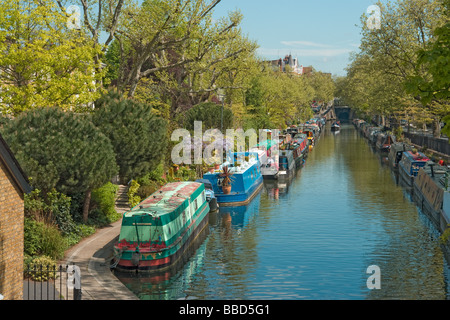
[433,117,441,138]
[82,189,92,223]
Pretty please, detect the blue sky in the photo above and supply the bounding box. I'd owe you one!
[212,0,379,76]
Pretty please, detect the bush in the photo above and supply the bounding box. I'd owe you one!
[24,218,67,260]
[127,180,141,208]
[47,190,77,236]
[24,256,58,282]
[91,182,121,224]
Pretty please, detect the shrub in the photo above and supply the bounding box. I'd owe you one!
[47,190,77,236]
[127,180,141,208]
[91,182,121,223]
[24,256,58,282]
[24,218,67,260]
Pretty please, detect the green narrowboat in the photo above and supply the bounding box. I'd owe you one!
[113,181,210,272]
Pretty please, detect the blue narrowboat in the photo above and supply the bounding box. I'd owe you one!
[202,152,263,206]
[398,150,430,188]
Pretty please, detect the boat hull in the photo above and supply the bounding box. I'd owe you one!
[114,204,210,272]
[215,178,263,206]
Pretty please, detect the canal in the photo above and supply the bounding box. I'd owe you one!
[114,123,450,300]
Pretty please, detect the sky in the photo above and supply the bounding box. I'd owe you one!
[212,0,379,76]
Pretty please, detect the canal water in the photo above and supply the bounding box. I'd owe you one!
[114,123,450,300]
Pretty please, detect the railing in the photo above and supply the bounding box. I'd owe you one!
[23,264,82,300]
[403,132,450,156]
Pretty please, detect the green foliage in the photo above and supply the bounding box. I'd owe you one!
[91,182,121,223]
[442,114,450,138]
[24,189,77,236]
[0,107,118,195]
[24,218,67,260]
[47,190,77,236]
[340,0,448,134]
[92,91,168,182]
[24,256,58,282]
[127,180,141,208]
[405,0,450,106]
[180,102,234,131]
[0,0,105,114]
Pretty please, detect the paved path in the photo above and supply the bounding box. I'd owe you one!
[61,218,138,300]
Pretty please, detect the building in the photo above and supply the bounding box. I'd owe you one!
[266,55,313,76]
[0,133,31,300]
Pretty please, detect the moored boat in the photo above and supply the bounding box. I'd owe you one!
[398,150,430,188]
[250,140,279,179]
[278,148,296,178]
[202,152,263,206]
[283,133,308,168]
[413,163,450,231]
[331,121,340,131]
[292,133,309,162]
[376,133,395,153]
[388,142,413,170]
[113,181,210,272]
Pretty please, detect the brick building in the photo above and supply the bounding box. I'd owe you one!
[0,133,31,300]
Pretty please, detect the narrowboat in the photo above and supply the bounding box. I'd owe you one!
[331,122,340,131]
[202,152,263,206]
[376,133,395,153]
[286,125,299,136]
[250,140,279,179]
[284,133,308,167]
[413,163,450,231]
[292,133,309,160]
[398,150,430,188]
[113,181,210,272]
[278,148,296,178]
[388,142,412,170]
[300,126,316,147]
[367,127,383,144]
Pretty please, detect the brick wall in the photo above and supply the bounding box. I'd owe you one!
[0,157,24,300]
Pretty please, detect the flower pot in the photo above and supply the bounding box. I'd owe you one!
[222,185,231,194]
[215,164,220,170]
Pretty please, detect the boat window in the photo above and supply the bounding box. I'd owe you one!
[194,199,198,211]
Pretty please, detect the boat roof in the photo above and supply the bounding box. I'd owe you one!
[403,151,429,161]
[255,140,277,149]
[125,181,204,217]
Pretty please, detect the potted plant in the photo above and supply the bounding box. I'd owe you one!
[220,166,233,194]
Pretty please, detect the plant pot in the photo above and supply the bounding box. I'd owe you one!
[222,185,231,194]
[215,164,220,170]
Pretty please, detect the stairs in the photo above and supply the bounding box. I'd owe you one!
[115,185,130,214]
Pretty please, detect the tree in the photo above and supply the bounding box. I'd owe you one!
[179,102,233,131]
[92,91,168,182]
[405,0,450,136]
[0,0,105,114]
[0,108,118,222]
[340,0,447,133]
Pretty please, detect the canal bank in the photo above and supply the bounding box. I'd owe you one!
[60,218,138,300]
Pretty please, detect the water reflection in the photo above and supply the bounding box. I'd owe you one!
[115,123,450,300]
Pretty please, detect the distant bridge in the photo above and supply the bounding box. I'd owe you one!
[320,105,354,122]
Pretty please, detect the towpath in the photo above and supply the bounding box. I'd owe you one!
[59,184,137,300]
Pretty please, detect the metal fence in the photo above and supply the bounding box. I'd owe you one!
[403,132,450,156]
[23,264,82,300]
